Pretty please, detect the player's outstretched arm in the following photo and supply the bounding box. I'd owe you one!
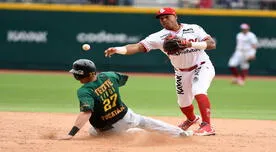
[58,111,92,140]
[104,43,146,57]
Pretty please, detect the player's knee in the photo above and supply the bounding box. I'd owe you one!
[192,88,207,97]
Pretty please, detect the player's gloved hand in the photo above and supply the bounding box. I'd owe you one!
[163,34,190,55]
[104,47,117,58]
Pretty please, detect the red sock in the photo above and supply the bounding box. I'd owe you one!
[240,69,248,80]
[229,67,240,78]
[180,105,196,121]
[195,94,211,124]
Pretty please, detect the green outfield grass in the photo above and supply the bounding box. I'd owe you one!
[0,73,275,120]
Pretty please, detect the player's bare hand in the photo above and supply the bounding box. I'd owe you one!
[104,48,117,58]
[57,135,73,140]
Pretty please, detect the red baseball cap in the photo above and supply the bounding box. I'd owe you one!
[156,7,176,19]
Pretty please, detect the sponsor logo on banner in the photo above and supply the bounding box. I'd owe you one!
[7,30,48,43]
[257,38,276,49]
[76,31,141,43]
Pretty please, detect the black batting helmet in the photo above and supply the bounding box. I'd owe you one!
[69,59,96,80]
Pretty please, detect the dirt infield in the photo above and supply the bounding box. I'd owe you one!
[1,112,275,152]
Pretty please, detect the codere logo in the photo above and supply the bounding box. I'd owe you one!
[76,30,141,43]
[7,30,48,43]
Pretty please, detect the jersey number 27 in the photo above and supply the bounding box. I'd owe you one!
[103,93,118,112]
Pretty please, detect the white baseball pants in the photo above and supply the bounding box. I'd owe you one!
[174,61,215,107]
[89,109,189,137]
[228,50,256,69]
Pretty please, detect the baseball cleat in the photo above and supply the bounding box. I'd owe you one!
[194,122,215,136]
[178,115,201,131]
[232,77,245,86]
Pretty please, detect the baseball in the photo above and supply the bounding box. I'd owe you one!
[82,44,90,51]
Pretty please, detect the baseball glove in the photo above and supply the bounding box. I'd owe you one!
[163,35,188,55]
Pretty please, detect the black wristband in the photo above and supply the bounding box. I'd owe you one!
[68,126,80,136]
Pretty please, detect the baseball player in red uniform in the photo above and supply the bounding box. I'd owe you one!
[228,23,258,86]
[104,7,216,136]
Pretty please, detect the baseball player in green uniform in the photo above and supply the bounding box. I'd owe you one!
[59,59,192,140]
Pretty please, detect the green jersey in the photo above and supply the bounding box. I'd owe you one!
[77,72,128,130]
